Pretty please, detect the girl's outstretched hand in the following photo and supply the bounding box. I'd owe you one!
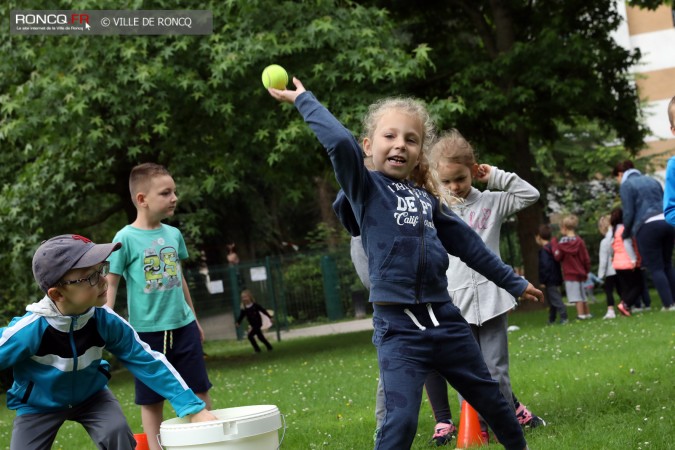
[268,77,306,104]
[520,282,544,302]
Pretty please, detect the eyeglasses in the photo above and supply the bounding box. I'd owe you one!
[57,262,110,287]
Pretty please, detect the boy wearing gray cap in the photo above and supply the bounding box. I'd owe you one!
[0,234,216,450]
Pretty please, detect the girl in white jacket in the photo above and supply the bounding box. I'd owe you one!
[597,215,619,319]
[425,129,544,444]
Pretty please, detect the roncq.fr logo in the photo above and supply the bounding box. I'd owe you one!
[15,13,90,26]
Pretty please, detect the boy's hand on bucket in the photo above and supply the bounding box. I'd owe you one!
[190,409,218,423]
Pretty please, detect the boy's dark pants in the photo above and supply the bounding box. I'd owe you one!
[11,389,135,450]
[373,302,526,450]
[545,284,567,322]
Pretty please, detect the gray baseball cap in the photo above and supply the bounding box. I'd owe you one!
[32,234,122,293]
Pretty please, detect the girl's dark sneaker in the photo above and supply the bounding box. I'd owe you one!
[516,403,546,428]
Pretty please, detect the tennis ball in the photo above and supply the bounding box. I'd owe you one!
[261,64,288,90]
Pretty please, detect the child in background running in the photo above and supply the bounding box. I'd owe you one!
[551,214,592,319]
[235,289,274,353]
[269,77,542,450]
[597,215,619,319]
[424,130,545,444]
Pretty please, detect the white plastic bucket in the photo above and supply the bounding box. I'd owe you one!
[159,405,283,450]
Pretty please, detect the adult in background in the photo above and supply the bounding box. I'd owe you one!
[613,160,675,311]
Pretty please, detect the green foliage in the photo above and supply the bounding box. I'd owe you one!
[281,253,325,322]
[373,0,650,281]
[0,0,433,316]
[388,0,648,153]
[280,223,355,323]
[532,120,631,183]
[305,222,348,252]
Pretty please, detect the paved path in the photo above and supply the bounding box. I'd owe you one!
[278,318,372,340]
[200,313,372,342]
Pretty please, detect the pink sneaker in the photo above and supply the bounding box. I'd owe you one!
[430,421,456,446]
[617,302,631,317]
[480,430,490,443]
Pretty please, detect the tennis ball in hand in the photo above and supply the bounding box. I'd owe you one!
[261,64,288,90]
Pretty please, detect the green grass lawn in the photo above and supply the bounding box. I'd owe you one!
[0,302,673,449]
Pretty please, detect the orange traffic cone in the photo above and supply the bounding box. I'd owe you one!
[455,400,487,449]
[134,433,149,450]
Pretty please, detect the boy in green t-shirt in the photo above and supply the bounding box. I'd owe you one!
[107,163,213,450]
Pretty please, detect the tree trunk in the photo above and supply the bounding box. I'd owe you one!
[314,175,340,248]
[512,127,546,289]
[487,1,546,292]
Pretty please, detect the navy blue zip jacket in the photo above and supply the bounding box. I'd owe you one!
[538,243,563,286]
[297,92,527,303]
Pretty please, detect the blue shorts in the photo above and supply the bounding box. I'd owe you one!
[134,321,212,405]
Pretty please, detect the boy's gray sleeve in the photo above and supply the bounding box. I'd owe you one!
[350,236,370,290]
[597,237,609,279]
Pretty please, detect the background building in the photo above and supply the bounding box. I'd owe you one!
[615,2,675,169]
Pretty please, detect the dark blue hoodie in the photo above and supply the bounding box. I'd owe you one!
[298,92,527,304]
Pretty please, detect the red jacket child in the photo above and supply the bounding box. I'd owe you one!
[551,235,591,282]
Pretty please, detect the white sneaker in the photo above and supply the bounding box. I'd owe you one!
[632,307,643,313]
[603,310,616,319]
[662,305,675,312]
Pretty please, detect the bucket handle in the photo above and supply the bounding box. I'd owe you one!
[277,413,287,449]
[156,433,163,450]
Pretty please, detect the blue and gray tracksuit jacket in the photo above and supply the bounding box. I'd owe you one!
[297,91,527,304]
[0,297,205,416]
